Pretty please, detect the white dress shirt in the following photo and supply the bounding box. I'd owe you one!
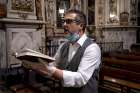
[54,34,101,87]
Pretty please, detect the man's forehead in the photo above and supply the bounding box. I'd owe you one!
[65,13,77,19]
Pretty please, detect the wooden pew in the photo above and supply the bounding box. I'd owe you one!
[109,53,140,61]
[129,51,140,56]
[103,58,140,73]
[99,55,140,93]
[102,65,140,83]
[104,76,140,91]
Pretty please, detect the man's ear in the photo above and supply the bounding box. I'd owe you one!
[79,24,83,29]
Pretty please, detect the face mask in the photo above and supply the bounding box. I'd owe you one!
[65,32,80,42]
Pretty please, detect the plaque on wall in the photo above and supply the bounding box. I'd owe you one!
[7,0,37,20]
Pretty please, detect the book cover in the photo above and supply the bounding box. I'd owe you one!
[15,48,55,63]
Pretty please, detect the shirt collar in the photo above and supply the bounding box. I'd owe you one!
[77,33,87,46]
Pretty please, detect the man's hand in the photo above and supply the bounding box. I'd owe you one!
[38,58,56,76]
[22,60,46,70]
[22,60,49,75]
[22,59,57,77]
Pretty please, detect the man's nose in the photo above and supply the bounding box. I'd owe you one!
[63,22,67,26]
[63,22,68,28]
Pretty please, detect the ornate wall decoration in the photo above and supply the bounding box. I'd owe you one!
[120,11,129,25]
[45,0,56,26]
[11,0,34,13]
[56,0,70,28]
[11,32,33,52]
[70,0,81,10]
[9,30,34,66]
[108,0,119,24]
[7,28,41,67]
[130,0,137,25]
[87,0,95,25]
[7,0,37,19]
[104,0,119,25]
[97,0,105,26]
[0,30,7,68]
[0,1,7,17]
[35,0,43,20]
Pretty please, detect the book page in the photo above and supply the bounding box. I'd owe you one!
[16,48,55,62]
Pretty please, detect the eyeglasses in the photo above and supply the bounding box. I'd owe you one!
[62,19,80,24]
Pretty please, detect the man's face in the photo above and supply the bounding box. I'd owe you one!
[63,13,82,34]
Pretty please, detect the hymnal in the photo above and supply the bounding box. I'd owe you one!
[15,48,55,62]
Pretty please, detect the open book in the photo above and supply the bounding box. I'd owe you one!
[15,48,55,63]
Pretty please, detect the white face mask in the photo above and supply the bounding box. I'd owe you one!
[65,32,80,42]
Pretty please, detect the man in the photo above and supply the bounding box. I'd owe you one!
[35,9,101,93]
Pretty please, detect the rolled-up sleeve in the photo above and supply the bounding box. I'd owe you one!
[63,44,101,87]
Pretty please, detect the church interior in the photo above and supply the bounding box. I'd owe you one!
[0,0,140,93]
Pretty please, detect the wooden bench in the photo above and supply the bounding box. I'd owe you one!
[10,84,45,93]
[102,65,140,83]
[10,84,25,92]
[103,57,140,73]
[130,51,140,56]
[99,54,140,93]
[104,76,140,90]
[110,53,140,61]
[99,76,140,93]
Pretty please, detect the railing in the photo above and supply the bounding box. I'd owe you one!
[46,38,66,56]
[98,42,123,53]
[46,39,123,56]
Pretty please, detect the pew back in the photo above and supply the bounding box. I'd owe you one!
[100,52,140,92]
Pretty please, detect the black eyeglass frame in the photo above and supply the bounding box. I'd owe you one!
[62,19,81,24]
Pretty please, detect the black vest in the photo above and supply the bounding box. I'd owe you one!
[57,38,99,93]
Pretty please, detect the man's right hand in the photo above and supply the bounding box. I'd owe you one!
[22,60,45,70]
[38,58,56,76]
